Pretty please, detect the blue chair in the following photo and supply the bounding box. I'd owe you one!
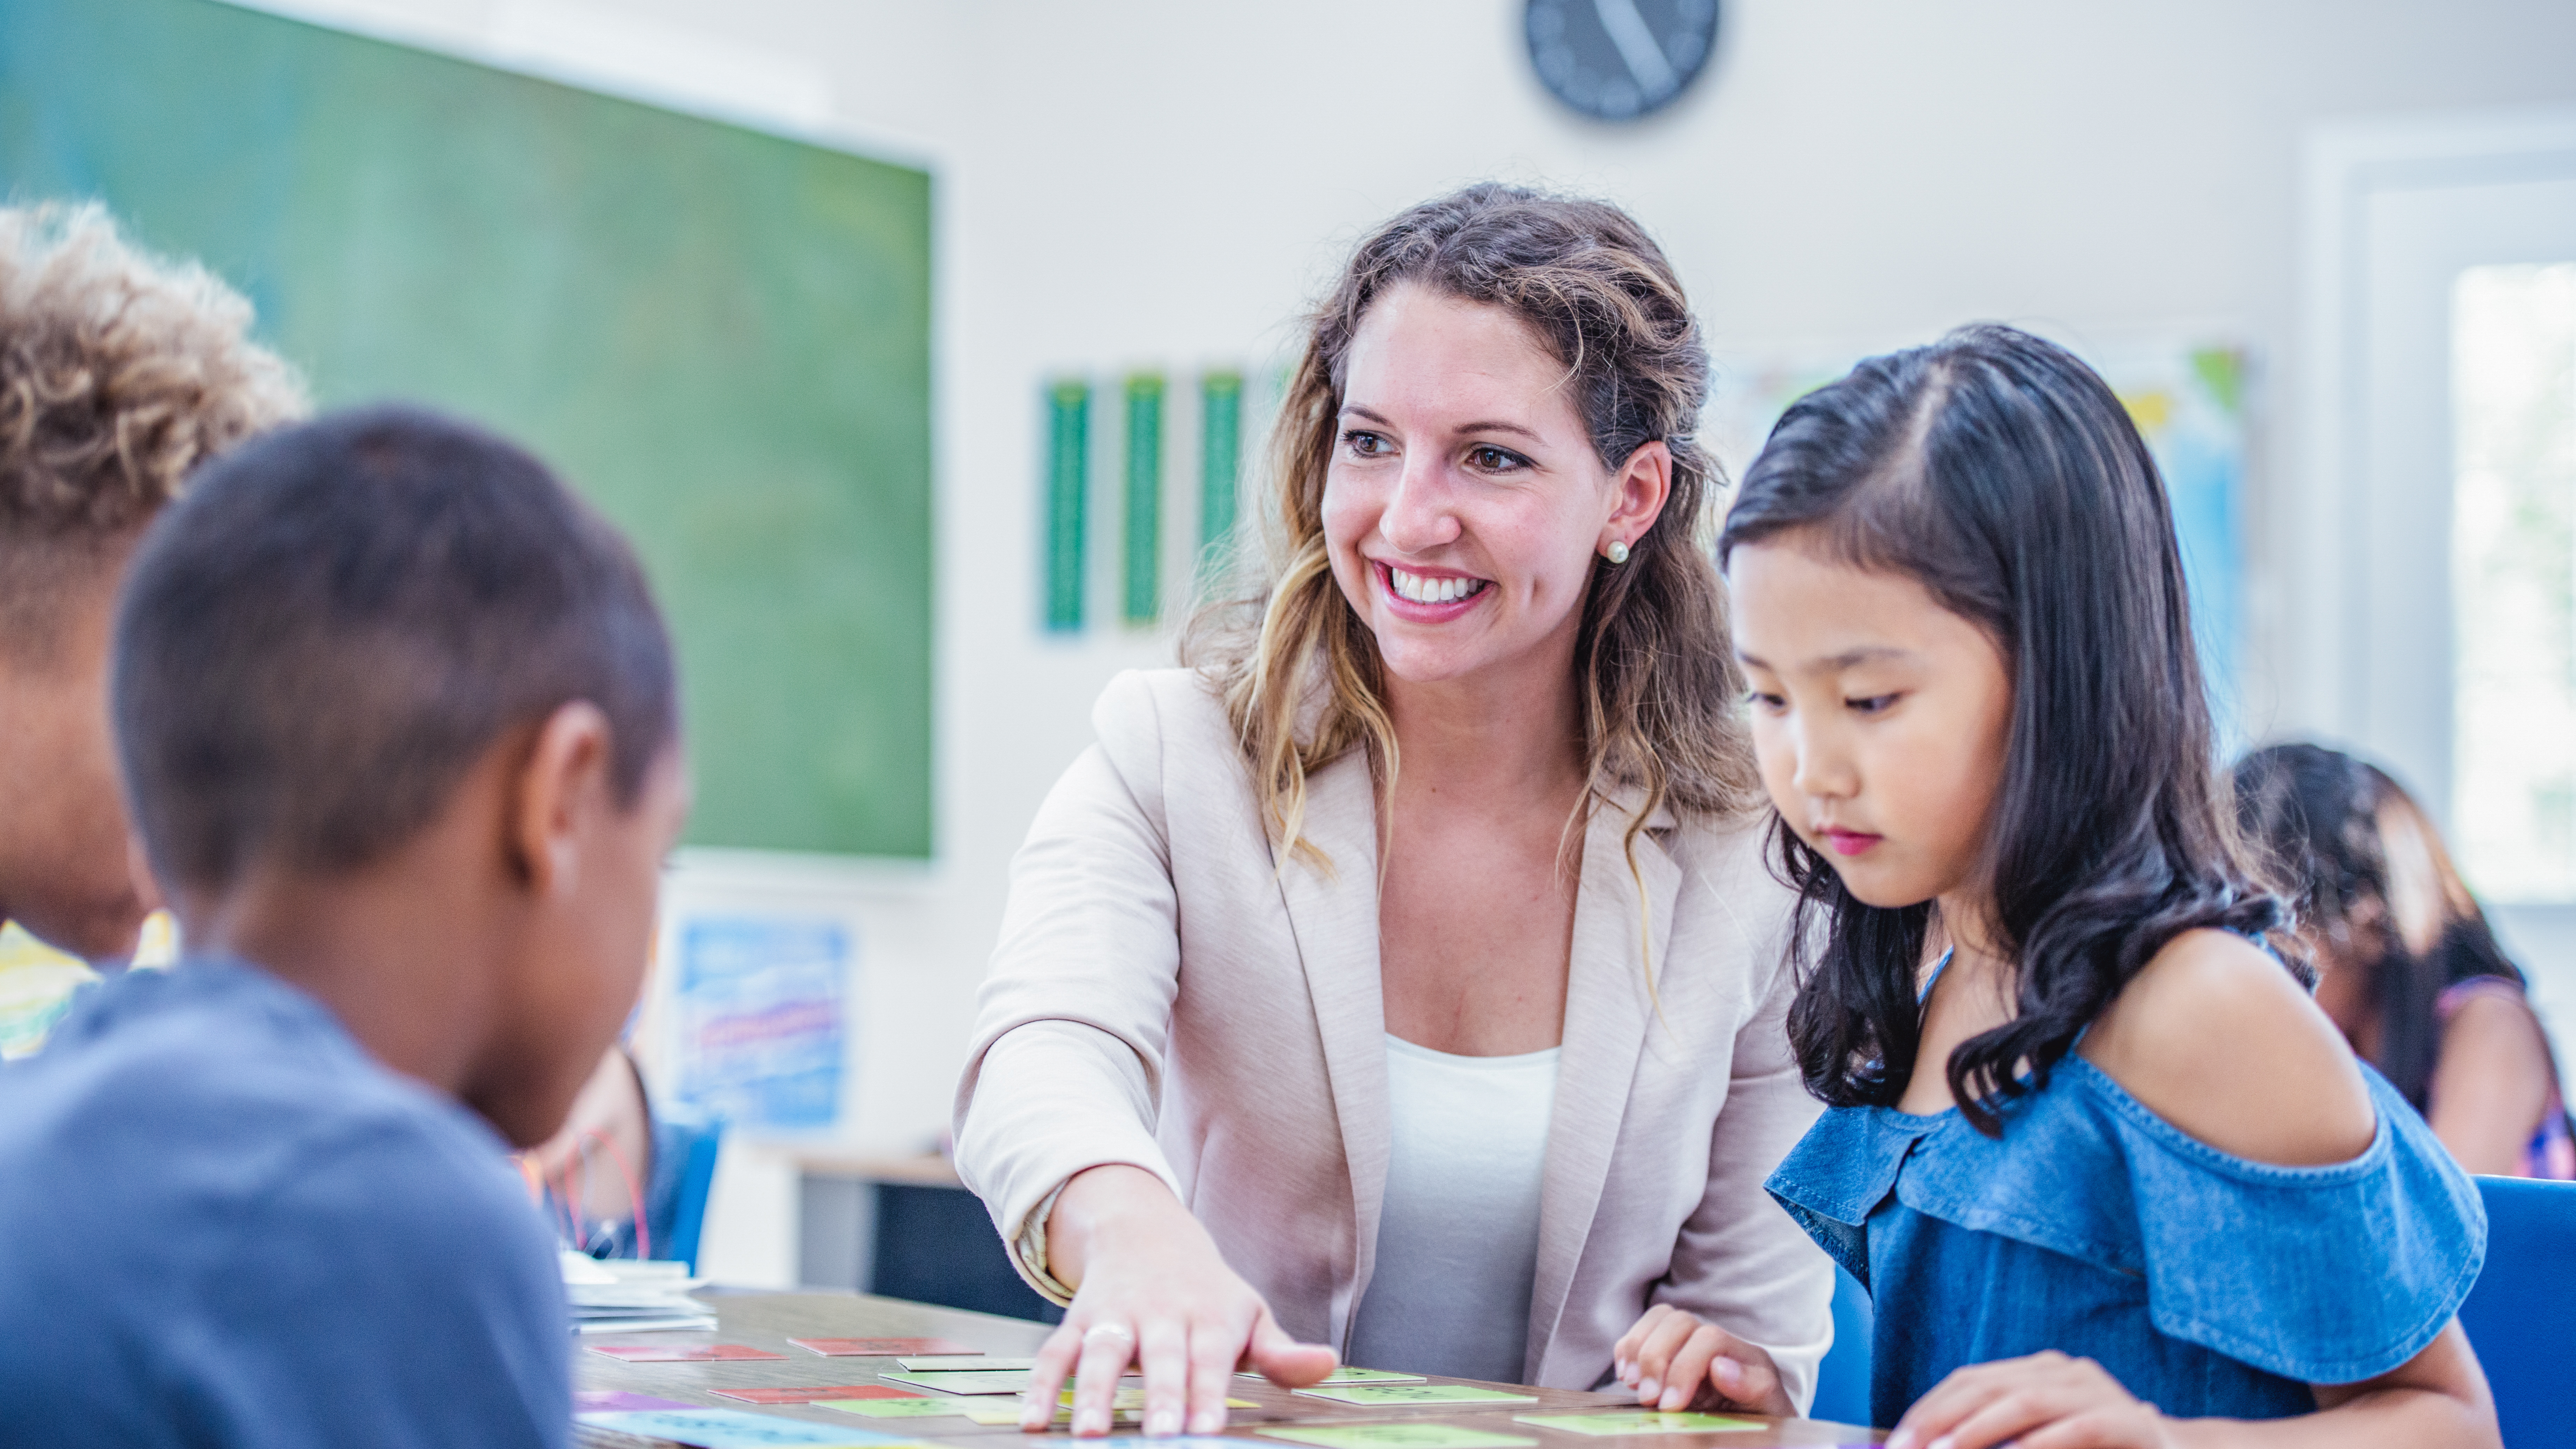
[1808,1263,1875,1429]
[2459,1176,2576,1449]
[645,1117,724,1273]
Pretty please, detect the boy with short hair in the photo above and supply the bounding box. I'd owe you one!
[0,202,305,1054]
[0,406,689,1446]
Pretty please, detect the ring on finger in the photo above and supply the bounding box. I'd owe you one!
[1082,1323,1136,1344]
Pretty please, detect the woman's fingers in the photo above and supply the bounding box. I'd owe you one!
[1185,1316,1246,1434]
[1136,1317,1190,1437]
[1657,1324,1727,1412]
[1698,1334,1784,1415]
[1022,1318,1088,1432]
[1067,1321,1138,1436]
[1630,1308,1703,1403]
[1612,1303,1677,1384]
[1245,1312,1340,1388]
[1611,1309,1791,1419]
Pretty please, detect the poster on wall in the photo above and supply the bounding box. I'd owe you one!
[0,915,182,1060]
[1707,338,2250,741]
[670,914,851,1131]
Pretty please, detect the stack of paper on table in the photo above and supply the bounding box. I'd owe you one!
[561,1251,717,1334]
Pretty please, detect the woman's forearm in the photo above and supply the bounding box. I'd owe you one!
[953,1017,1183,1297]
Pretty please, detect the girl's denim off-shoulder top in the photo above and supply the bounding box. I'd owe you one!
[1765,1056,2485,1430]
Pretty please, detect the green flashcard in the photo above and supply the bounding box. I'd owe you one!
[1258,1426,1538,1449]
[820,1398,970,1419]
[1510,1413,1762,1435]
[877,1369,1032,1394]
[1294,1384,1540,1407]
[1245,1367,1429,1385]
[963,1406,1137,1426]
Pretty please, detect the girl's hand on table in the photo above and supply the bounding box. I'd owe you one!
[1023,1164,1337,1438]
[1886,1351,2174,1449]
[1610,1304,1795,1417]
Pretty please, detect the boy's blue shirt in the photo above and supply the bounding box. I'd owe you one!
[0,955,569,1447]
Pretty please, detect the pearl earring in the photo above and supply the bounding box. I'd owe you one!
[1604,539,1630,565]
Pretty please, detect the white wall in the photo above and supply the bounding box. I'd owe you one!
[231,0,2576,1280]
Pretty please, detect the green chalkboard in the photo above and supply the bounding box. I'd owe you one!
[0,0,934,857]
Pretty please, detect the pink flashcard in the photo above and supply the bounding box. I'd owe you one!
[586,1343,787,1363]
[711,1386,921,1405]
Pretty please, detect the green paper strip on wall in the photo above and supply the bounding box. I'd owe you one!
[1124,374,1165,624]
[1045,379,1089,632]
[1200,369,1243,564]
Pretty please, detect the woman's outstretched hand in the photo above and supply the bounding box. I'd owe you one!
[1022,1164,1339,1437]
[1610,1304,1795,1418]
[1886,1352,2173,1449]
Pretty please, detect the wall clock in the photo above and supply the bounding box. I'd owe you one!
[1525,0,1720,122]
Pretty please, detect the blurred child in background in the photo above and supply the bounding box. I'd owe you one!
[2234,742,2574,1179]
[522,1036,722,1266]
[0,202,304,1054]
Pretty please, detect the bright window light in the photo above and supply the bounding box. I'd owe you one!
[2454,262,2576,902]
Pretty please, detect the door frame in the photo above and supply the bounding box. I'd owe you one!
[2293,107,2576,755]
[2294,109,2576,1021]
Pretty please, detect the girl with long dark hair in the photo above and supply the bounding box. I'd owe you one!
[1614,326,2497,1445]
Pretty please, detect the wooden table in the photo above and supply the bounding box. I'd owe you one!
[576,1291,1880,1447]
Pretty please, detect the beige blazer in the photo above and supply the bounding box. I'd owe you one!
[952,669,1833,1404]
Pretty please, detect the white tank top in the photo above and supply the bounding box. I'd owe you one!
[1344,1033,1560,1383]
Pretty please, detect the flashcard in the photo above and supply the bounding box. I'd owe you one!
[822,1398,976,1419]
[893,1355,1041,1370]
[1510,1413,1762,1435]
[575,1390,698,1412]
[877,1369,1035,1394]
[963,1406,1141,1427]
[587,1343,787,1363]
[1072,1391,1259,1408]
[1291,1384,1541,1406]
[791,1337,981,1357]
[1064,1388,1154,1409]
[575,1406,896,1446]
[1259,1426,1538,1449]
[1243,1367,1428,1385]
[715,1387,920,1406]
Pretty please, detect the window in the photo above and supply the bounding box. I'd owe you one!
[2454,262,2576,902]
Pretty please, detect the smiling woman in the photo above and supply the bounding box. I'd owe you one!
[952,185,1832,1442]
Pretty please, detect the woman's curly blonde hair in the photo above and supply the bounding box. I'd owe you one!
[0,201,307,541]
[1185,184,1760,874]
